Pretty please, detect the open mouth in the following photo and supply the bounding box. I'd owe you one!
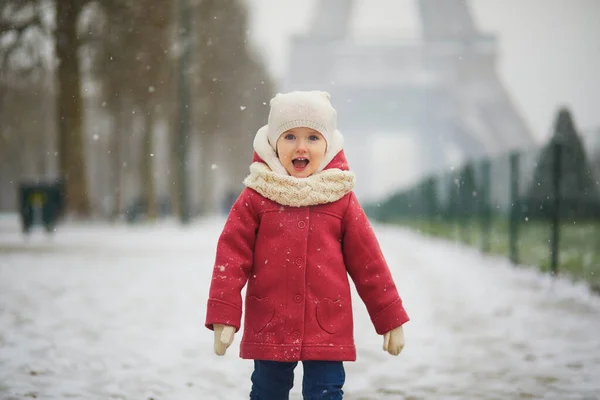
[292,157,309,171]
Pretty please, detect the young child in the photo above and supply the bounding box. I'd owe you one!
[205,91,409,399]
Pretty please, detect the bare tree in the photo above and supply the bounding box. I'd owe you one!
[55,0,93,216]
[214,2,274,195]
[1,0,274,221]
[84,0,137,218]
[84,0,176,220]
[222,54,274,192]
[135,0,174,220]
[191,0,222,215]
[0,0,55,209]
[191,0,274,215]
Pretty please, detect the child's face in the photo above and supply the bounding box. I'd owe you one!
[276,127,327,178]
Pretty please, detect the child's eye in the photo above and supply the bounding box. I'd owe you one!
[284,134,295,140]
[309,135,319,141]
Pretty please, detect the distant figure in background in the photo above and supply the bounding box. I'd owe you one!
[205,91,409,399]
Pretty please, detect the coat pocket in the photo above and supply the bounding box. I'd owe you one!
[316,298,345,334]
[247,296,275,333]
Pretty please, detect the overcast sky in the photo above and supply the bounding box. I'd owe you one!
[245,0,600,142]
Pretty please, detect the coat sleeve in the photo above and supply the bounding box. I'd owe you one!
[342,192,409,335]
[205,188,258,332]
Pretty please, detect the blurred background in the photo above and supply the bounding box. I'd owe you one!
[2,2,600,397]
[1,0,599,286]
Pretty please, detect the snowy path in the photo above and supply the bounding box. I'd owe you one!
[1,216,599,400]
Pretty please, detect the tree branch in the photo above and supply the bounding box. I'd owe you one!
[1,0,39,64]
[0,0,43,34]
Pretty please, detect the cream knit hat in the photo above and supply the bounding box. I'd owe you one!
[267,91,337,150]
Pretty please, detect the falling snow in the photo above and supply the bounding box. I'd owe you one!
[0,216,598,399]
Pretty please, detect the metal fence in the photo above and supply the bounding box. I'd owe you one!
[370,135,600,292]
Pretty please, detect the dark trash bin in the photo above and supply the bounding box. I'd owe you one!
[18,180,65,234]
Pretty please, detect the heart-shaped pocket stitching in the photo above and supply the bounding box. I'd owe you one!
[316,298,345,334]
[247,296,275,333]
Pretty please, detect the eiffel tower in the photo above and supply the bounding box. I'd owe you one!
[284,0,536,189]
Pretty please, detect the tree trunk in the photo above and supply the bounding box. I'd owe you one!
[108,95,124,220]
[199,129,217,215]
[141,104,158,220]
[169,126,182,218]
[55,0,90,216]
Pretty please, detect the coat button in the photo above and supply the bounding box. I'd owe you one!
[297,220,306,229]
[294,294,302,303]
[295,258,304,266]
[292,331,300,339]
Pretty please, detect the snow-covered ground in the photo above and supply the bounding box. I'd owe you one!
[1,214,599,400]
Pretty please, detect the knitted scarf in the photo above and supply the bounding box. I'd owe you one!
[243,162,355,207]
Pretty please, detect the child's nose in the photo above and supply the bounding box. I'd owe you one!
[296,139,308,152]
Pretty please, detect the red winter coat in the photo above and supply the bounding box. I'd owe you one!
[205,150,409,362]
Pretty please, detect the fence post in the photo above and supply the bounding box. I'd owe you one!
[424,176,437,235]
[448,176,458,241]
[480,160,491,253]
[509,152,520,264]
[550,142,562,276]
[458,163,476,245]
[460,176,470,245]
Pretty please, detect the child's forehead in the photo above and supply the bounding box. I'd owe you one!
[285,127,322,135]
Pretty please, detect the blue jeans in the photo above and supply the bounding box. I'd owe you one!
[249,360,345,400]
